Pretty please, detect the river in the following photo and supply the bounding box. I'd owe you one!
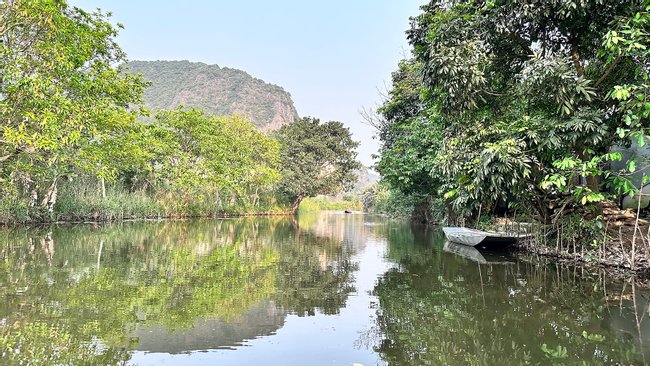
[0,212,648,365]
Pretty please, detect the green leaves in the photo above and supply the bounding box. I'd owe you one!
[274,117,361,209]
[0,0,148,207]
[375,0,650,222]
[627,160,637,173]
[541,344,568,359]
[582,331,606,342]
[147,109,281,205]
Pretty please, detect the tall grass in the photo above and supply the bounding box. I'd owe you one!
[0,196,34,225]
[0,178,298,225]
[55,185,164,222]
[298,195,362,212]
[51,179,291,223]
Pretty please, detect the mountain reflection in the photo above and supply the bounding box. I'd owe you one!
[0,215,363,364]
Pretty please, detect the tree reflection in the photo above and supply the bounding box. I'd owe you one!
[370,226,646,365]
[273,230,358,316]
[0,217,358,364]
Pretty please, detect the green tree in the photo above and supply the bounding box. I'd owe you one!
[371,59,444,220]
[143,108,281,209]
[274,117,361,211]
[377,0,649,225]
[0,0,148,212]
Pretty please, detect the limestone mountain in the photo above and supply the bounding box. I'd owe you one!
[350,166,379,193]
[125,60,299,130]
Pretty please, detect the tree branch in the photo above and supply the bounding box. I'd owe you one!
[570,41,585,77]
[594,57,621,88]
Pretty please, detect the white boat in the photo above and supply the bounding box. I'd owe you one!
[442,227,523,249]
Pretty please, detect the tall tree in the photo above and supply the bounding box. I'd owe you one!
[0,0,148,211]
[274,117,361,211]
[377,0,649,223]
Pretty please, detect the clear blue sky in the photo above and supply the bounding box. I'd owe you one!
[69,0,426,167]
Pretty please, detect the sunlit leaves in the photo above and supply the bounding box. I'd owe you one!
[541,344,568,360]
[274,117,361,209]
[0,0,148,206]
[145,108,281,208]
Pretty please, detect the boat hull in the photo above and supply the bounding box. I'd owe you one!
[443,227,518,249]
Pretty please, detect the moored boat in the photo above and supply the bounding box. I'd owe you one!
[442,226,525,249]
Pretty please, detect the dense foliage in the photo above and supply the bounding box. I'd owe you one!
[0,0,148,213]
[135,109,281,211]
[0,1,361,224]
[274,117,362,210]
[376,0,650,227]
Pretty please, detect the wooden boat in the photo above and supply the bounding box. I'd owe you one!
[442,226,523,249]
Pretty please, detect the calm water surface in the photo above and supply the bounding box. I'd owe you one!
[0,212,648,365]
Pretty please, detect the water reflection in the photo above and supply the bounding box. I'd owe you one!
[1,213,650,365]
[131,301,286,353]
[371,229,650,365]
[0,215,360,365]
[442,241,515,264]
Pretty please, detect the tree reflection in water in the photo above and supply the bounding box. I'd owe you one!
[370,227,649,365]
[0,217,357,365]
[2,215,649,365]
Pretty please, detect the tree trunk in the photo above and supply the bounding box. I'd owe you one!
[252,187,259,208]
[571,41,600,193]
[29,189,37,207]
[100,177,106,199]
[41,178,58,213]
[445,200,457,226]
[291,193,305,213]
[578,149,600,193]
[570,42,585,77]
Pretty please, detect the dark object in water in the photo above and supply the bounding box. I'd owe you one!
[344,210,352,214]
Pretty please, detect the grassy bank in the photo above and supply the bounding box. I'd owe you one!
[1,184,372,226]
[0,182,291,226]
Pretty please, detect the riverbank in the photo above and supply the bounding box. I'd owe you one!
[0,188,293,227]
[514,223,650,275]
[0,211,295,228]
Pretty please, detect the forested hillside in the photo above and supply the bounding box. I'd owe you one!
[125,60,299,130]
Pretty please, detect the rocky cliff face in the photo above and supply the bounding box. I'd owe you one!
[125,60,299,130]
[350,166,379,193]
